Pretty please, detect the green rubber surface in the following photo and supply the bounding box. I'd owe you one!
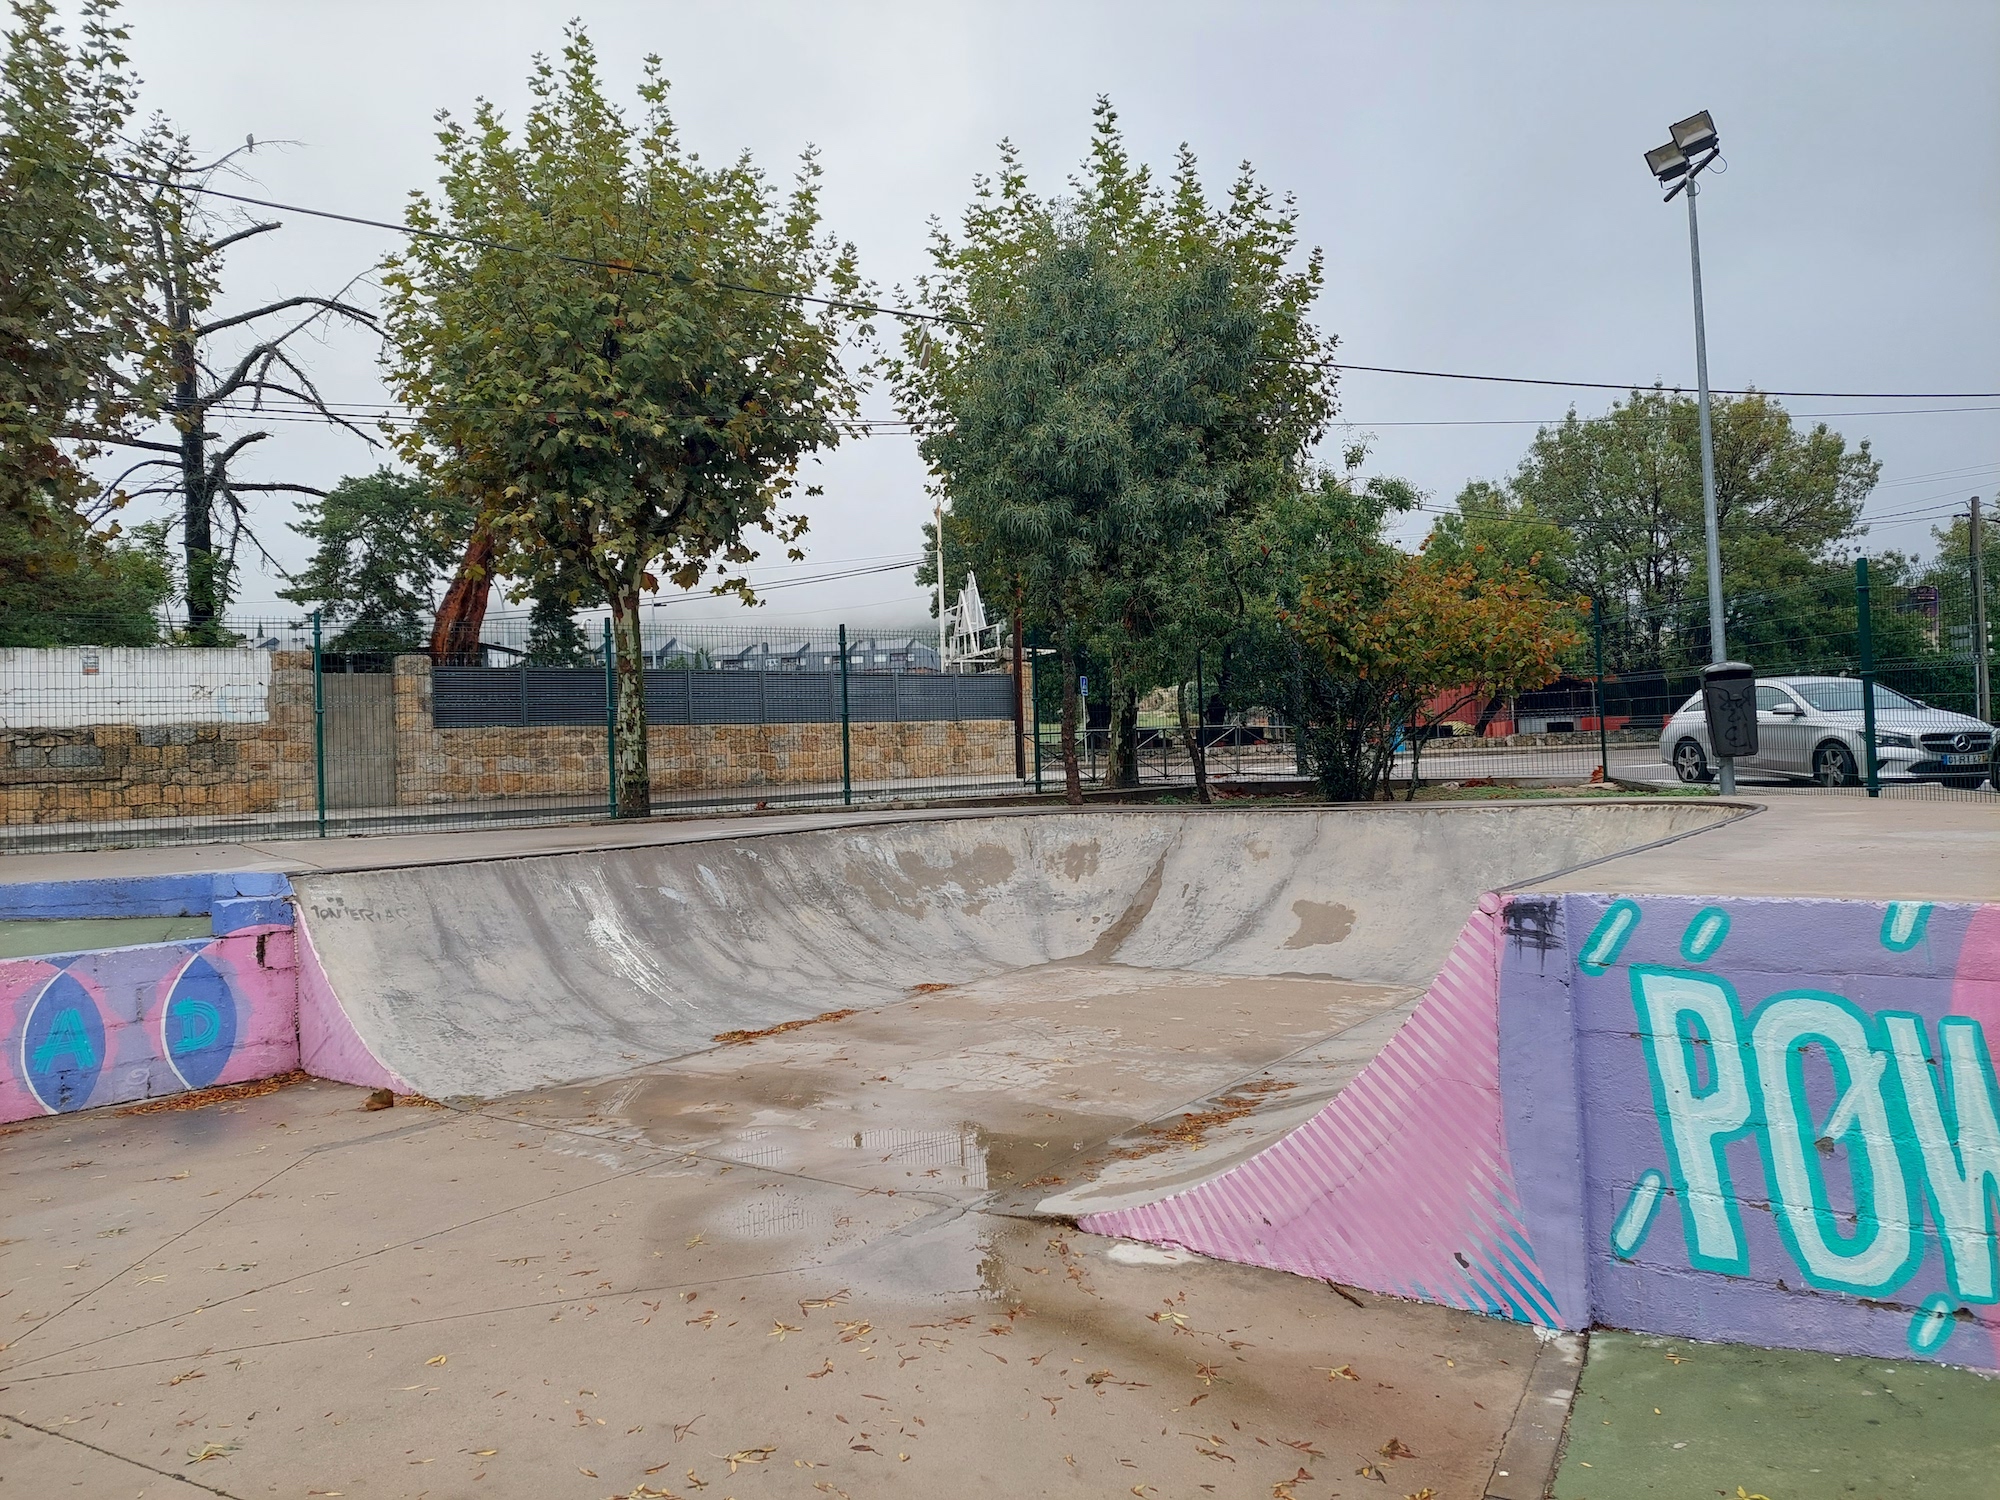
[0,915,211,959]
[1555,1330,2000,1500]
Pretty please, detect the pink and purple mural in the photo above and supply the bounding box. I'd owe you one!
[1086,891,2000,1373]
[0,927,297,1120]
[0,871,402,1122]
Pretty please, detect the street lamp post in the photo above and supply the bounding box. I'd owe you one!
[1646,111,1735,793]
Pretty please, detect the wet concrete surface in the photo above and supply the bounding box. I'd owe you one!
[2,969,1539,1499]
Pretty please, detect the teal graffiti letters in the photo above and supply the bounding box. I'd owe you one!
[1747,993,1922,1297]
[1882,1013,2000,1304]
[1631,966,1755,1273]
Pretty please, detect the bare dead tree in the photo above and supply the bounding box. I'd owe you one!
[107,137,378,639]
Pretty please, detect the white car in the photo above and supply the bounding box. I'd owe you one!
[1659,675,1994,789]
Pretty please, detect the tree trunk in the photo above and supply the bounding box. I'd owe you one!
[1059,642,1083,806]
[1176,675,1211,804]
[180,422,217,640]
[610,590,651,819]
[1112,682,1140,788]
[429,525,495,665]
[173,325,220,641]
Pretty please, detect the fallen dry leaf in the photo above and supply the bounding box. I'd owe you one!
[186,1441,239,1462]
[721,1447,775,1473]
[168,1368,204,1386]
[1317,1364,1360,1381]
[770,1321,802,1341]
[425,1354,448,1366]
[1378,1438,1417,1460]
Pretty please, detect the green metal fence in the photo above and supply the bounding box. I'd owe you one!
[1,544,1990,853]
[0,615,1037,852]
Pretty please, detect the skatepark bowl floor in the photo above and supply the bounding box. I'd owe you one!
[3,798,1997,1498]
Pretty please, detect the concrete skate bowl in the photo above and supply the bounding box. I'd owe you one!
[293,801,1735,1104]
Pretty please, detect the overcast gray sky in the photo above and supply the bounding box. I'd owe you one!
[94,0,2000,627]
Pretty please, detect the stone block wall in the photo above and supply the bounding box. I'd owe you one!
[1,652,316,826]
[390,655,1014,805]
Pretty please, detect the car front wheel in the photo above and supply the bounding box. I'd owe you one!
[1672,739,1712,784]
[1814,742,1860,787]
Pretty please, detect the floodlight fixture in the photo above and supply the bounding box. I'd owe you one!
[1646,110,1720,200]
[1645,141,1689,183]
[1670,110,1718,156]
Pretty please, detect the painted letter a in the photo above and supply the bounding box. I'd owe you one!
[1632,968,1753,1273]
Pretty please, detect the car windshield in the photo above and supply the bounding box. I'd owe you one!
[1789,681,1922,713]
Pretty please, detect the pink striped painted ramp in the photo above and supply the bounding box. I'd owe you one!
[1079,898,1566,1327]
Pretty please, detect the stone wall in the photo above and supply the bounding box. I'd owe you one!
[0,652,316,826]
[391,655,1016,805]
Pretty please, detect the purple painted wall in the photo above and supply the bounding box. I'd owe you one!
[1089,892,2000,1373]
[1513,892,2000,1371]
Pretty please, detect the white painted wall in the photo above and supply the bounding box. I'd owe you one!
[0,649,271,728]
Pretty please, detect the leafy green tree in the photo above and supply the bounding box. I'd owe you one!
[1489,389,1879,673]
[519,561,597,667]
[920,231,1261,803]
[894,101,1339,794]
[0,504,168,644]
[1421,480,1572,592]
[383,27,869,815]
[279,468,475,653]
[0,0,166,640]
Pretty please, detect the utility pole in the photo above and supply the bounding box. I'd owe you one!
[1972,495,1992,725]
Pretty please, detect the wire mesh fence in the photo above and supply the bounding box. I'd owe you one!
[0,614,1040,852]
[1558,555,1993,800]
[1,545,1989,852]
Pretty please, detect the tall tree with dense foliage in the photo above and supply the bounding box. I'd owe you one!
[1478,388,1878,672]
[279,468,475,653]
[384,27,868,816]
[893,101,1340,791]
[920,231,1262,803]
[0,0,168,641]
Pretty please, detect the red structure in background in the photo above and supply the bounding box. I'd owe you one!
[1421,676,1635,738]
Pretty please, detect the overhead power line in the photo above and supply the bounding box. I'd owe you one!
[118,169,2000,402]
[1308,360,2000,401]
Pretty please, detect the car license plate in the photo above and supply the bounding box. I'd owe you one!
[1943,752,1983,765]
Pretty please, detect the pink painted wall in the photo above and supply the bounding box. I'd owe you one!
[1088,892,2000,1374]
[1,927,297,1122]
[295,916,406,1093]
[1081,899,1569,1327]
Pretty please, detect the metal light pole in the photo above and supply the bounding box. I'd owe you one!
[1647,111,1736,793]
[1971,494,1991,724]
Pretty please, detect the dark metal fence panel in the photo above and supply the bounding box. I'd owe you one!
[432,667,1014,727]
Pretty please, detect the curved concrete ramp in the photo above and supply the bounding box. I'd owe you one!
[294,801,1733,1100]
